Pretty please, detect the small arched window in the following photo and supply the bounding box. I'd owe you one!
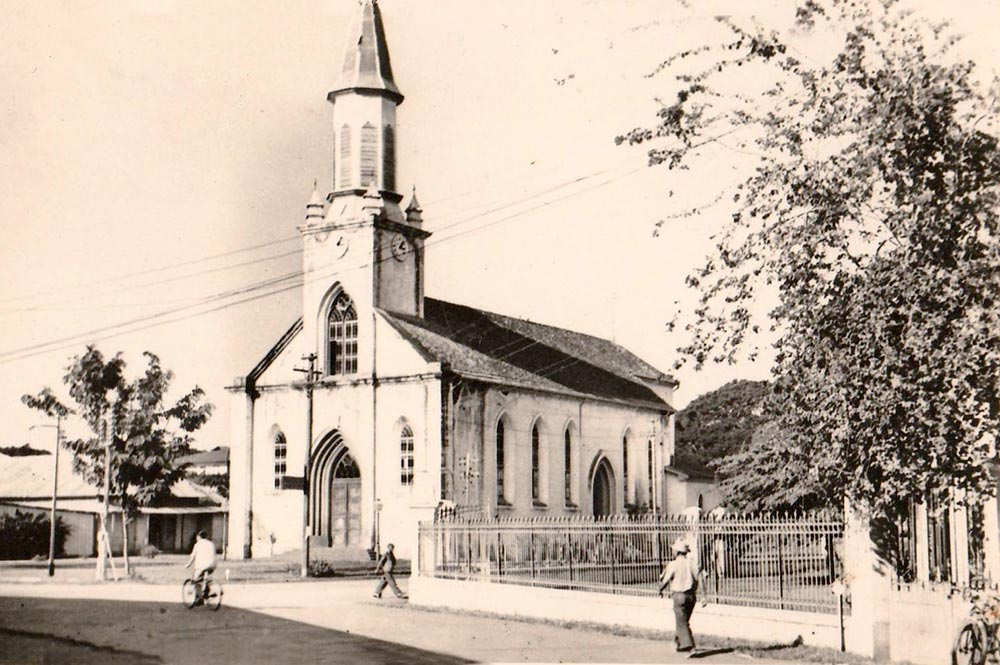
[564,428,572,504]
[383,125,396,191]
[496,419,506,504]
[360,122,378,187]
[273,432,287,489]
[531,424,541,502]
[622,433,630,504]
[327,291,358,375]
[400,425,414,486]
[338,124,351,189]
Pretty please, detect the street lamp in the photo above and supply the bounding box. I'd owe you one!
[29,420,62,577]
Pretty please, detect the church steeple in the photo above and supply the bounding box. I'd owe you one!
[328,0,403,105]
[327,0,403,199]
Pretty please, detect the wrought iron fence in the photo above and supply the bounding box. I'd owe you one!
[418,514,847,614]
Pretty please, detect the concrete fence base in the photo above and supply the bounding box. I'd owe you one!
[410,575,850,652]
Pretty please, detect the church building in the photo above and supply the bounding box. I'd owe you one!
[226,0,678,562]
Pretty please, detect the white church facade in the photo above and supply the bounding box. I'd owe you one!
[226,0,678,562]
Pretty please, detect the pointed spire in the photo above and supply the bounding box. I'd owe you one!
[305,179,325,223]
[328,0,404,105]
[405,186,423,224]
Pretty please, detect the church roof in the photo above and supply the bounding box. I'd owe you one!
[380,298,675,411]
[328,0,403,104]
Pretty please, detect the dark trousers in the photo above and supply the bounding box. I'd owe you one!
[672,590,696,650]
[374,571,405,598]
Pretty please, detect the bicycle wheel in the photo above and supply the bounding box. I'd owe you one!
[953,621,986,665]
[204,580,223,611]
[181,579,199,609]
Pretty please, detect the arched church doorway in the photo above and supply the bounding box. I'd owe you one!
[592,458,615,517]
[310,431,363,548]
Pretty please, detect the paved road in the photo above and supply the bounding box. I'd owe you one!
[0,579,805,664]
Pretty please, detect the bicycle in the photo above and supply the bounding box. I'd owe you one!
[181,571,223,611]
[952,590,1000,665]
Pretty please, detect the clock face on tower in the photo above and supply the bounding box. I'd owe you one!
[390,234,412,261]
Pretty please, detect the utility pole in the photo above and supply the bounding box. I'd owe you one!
[48,415,62,577]
[97,406,112,581]
[29,421,61,577]
[294,353,320,578]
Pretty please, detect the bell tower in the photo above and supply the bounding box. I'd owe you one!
[298,0,429,375]
[327,0,404,199]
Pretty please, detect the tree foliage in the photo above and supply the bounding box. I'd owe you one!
[0,511,68,560]
[56,346,214,519]
[674,379,769,471]
[621,0,1000,514]
[0,444,50,457]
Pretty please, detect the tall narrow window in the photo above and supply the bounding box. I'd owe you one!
[338,124,351,189]
[531,424,541,502]
[647,439,655,507]
[360,122,377,187]
[496,420,506,503]
[273,432,287,489]
[400,425,414,486]
[327,291,358,375]
[564,428,572,504]
[622,434,630,504]
[383,125,396,191]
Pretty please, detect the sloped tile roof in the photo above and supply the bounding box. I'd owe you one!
[380,298,674,411]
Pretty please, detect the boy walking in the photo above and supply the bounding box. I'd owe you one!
[373,543,407,599]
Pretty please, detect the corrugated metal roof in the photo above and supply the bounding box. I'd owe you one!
[179,447,229,467]
[0,453,224,506]
[2,499,224,515]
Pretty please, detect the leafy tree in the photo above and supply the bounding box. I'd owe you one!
[58,346,213,573]
[673,379,769,471]
[620,0,1000,516]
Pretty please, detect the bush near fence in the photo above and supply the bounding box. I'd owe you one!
[0,511,68,560]
[419,513,848,615]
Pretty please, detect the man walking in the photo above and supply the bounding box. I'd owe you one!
[659,540,699,652]
[373,543,407,599]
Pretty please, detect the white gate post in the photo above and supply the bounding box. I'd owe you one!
[843,500,893,662]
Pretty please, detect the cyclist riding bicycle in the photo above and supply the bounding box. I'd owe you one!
[184,530,217,600]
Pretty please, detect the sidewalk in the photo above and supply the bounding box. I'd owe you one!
[0,578,828,664]
[0,554,405,585]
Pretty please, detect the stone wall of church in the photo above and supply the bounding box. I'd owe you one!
[475,387,671,519]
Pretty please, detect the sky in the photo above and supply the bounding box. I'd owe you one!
[3,0,999,452]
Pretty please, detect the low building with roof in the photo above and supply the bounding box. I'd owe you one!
[0,452,226,557]
[662,459,723,516]
[226,0,677,563]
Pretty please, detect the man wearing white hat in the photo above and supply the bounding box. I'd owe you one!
[658,539,699,652]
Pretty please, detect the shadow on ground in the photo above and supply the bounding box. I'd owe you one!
[0,597,471,665]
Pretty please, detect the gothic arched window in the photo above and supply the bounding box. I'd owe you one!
[273,432,287,489]
[496,419,507,504]
[327,291,358,375]
[622,432,630,504]
[647,439,655,508]
[360,122,377,187]
[383,125,396,191]
[531,424,541,502]
[400,425,414,486]
[564,428,572,504]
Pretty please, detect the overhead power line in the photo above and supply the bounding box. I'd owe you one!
[0,163,644,365]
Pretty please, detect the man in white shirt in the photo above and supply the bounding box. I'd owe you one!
[658,540,699,652]
[185,530,217,597]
